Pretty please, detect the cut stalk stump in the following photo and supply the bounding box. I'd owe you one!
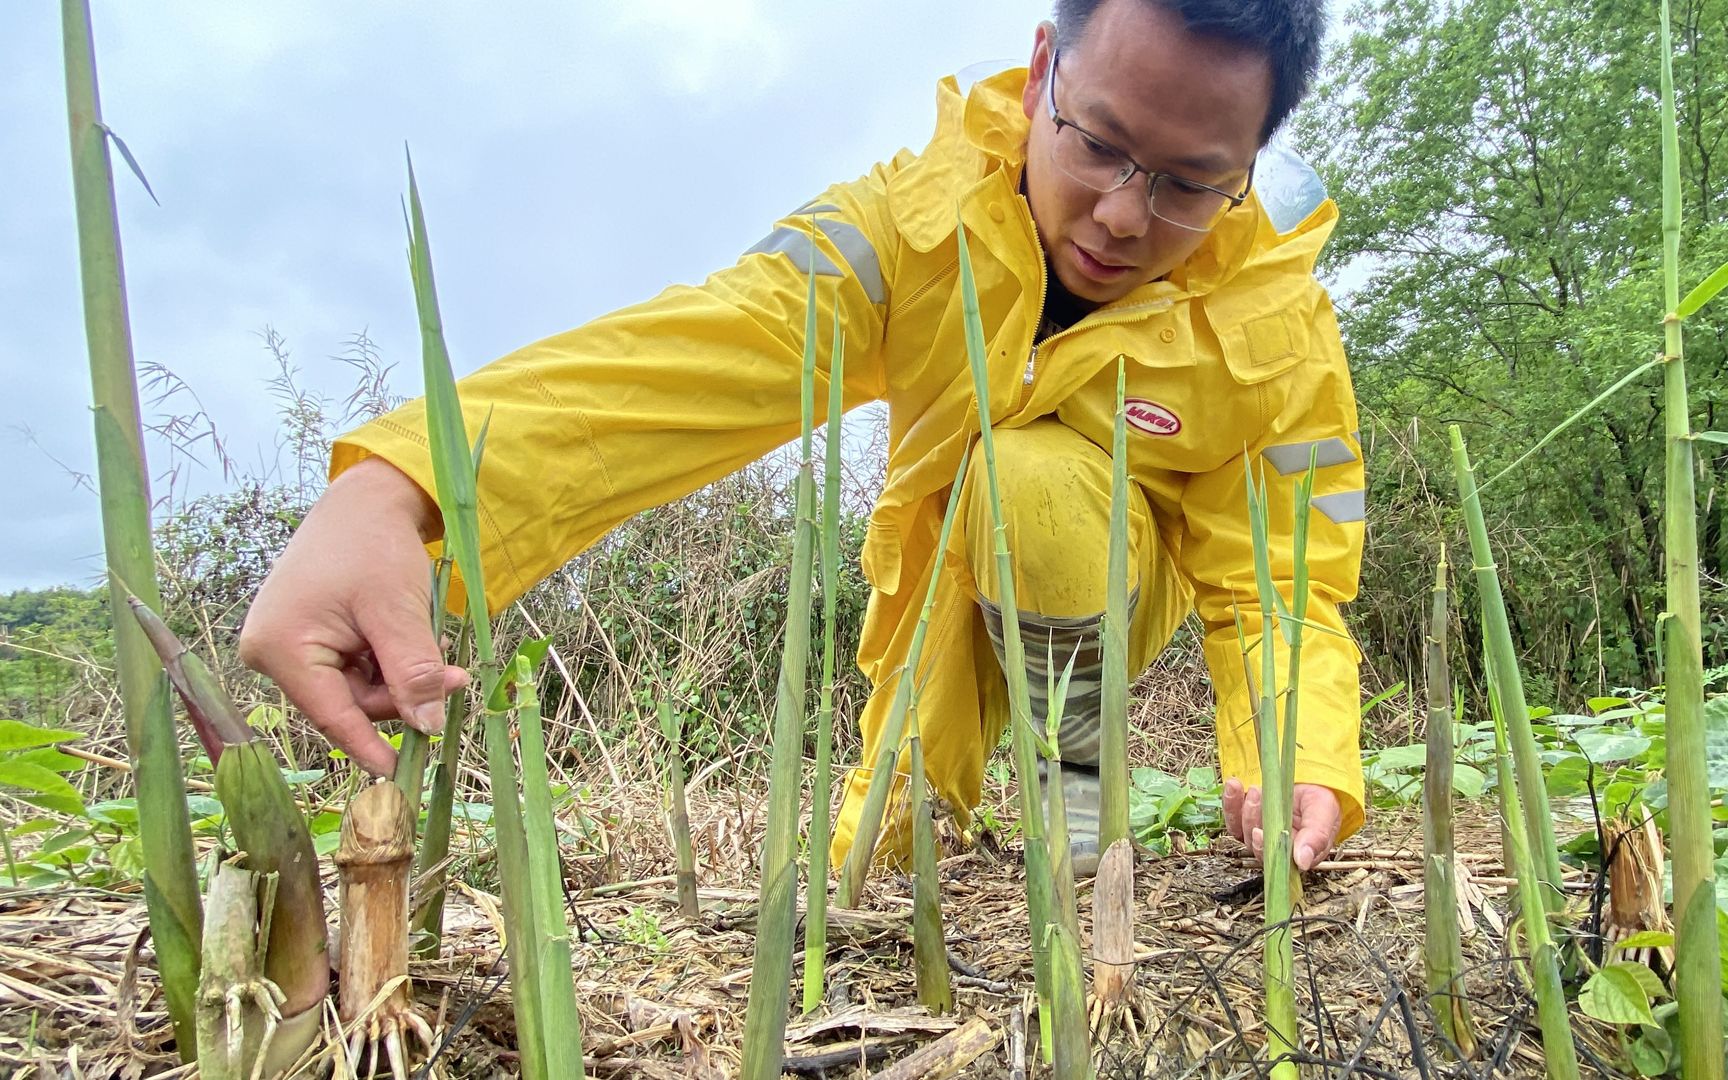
[337,779,434,1070]
[1091,839,1136,1008]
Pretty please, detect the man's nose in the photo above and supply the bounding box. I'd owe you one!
[1093,182,1153,240]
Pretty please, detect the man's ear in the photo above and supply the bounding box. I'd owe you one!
[1023,21,1057,120]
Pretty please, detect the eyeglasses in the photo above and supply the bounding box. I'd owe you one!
[1044,51,1253,233]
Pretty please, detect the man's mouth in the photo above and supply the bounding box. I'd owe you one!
[1073,243,1133,282]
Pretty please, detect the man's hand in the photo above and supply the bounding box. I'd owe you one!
[238,457,468,775]
[1222,779,1341,872]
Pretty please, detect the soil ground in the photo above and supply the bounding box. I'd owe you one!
[0,777,1628,1079]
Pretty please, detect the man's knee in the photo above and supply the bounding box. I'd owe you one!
[963,420,1135,615]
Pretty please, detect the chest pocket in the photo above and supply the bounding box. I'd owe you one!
[1216,305,1308,385]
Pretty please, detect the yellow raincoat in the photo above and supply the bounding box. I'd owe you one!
[332,67,1367,864]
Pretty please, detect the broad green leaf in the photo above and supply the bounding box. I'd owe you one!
[1579,963,1657,1025]
[1544,754,1591,797]
[1588,696,1631,713]
[1677,259,1728,318]
[1373,743,1427,769]
[1573,731,1652,763]
[1696,431,1728,445]
[1629,1023,1674,1077]
[0,761,85,817]
[1452,762,1487,797]
[0,719,82,753]
[246,704,284,731]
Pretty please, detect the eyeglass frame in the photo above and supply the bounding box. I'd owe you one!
[1043,49,1254,232]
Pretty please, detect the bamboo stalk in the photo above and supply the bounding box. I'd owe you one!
[504,643,586,1079]
[955,220,1056,1043]
[739,250,822,1079]
[404,156,573,1080]
[1242,462,1304,1080]
[194,863,273,1080]
[411,625,472,955]
[907,703,953,1016]
[129,599,330,1071]
[1092,358,1137,1012]
[803,302,845,1011]
[659,701,701,919]
[1042,650,1090,1079]
[1657,1,1722,1072]
[336,781,414,1028]
[59,0,201,1055]
[1422,552,1476,1058]
[1448,426,1565,912]
[1099,356,1131,849]
[1493,710,1579,1080]
[834,448,972,907]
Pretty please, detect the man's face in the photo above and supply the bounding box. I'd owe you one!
[1020,0,1273,305]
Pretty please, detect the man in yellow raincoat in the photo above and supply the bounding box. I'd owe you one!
[242,0,1366,875]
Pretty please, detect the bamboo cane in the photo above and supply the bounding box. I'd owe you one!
[129,599,329,1073]
[60,0,201,1054]
[907,702,953,1016]
[835,448,971,907]
[1493,709,1579,1080]
[955,220,1057,1043]
[659,701,701,919]
[803,301,845,1011]
[1422,552,1476,1058]
[1242,461,1305,1080]
[411,625,472,955]
[1656,2,1722,1072]
[404,156,585,1079]
[1448,426,1565,912]
[1043,649,1091,1079]
[739,249,821,1079]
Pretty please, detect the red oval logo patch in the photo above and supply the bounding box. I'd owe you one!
[1124,398,1181,437]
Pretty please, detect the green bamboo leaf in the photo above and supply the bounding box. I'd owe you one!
[0,720,83,753]
[1579,963,1659,1026]
[1615,931,1677,950]
[96,123,159,206]
[1480,356,1664,493]
[0,761,86,817]
[1693,431,1728,445]
[1677,259,1728,319]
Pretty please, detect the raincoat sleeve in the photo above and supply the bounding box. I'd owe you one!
[329,170,897,615]
[1177,338,1367,841]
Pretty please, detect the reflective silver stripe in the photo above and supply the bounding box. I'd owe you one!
[1263,437,1357,475]
[817,218,885,304]
[741,218,886,305]
[1312,489,1366,524]
[796,202,840,215]
[743,225,844,280]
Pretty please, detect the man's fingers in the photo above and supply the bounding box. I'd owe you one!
[1222,778,1247,840]
[1292,786,1343,871]
[359,603,466,735]
[343,667,403,722]
[274,664,398,776]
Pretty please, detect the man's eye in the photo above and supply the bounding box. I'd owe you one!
[1167,178,1210,196]
[1079,134,1117,160]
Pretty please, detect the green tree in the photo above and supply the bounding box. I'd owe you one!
[1298,0,1728,694]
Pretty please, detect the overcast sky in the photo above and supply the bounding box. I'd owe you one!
[3,2,1059,591]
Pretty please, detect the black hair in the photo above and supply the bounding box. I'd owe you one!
[1051,0,1325,143]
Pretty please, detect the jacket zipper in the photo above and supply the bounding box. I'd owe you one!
[1012,197,1177,408]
